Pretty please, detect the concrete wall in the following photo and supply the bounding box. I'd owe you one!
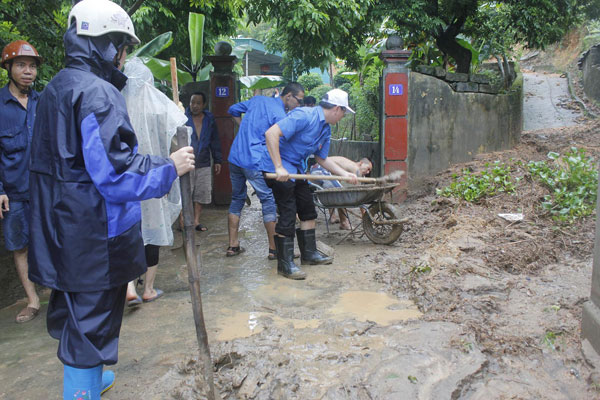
[582,170,600,358]
[407,71,523,185]
[582,46,600,103]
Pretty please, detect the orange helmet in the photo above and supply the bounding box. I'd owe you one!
[2,40,43,70]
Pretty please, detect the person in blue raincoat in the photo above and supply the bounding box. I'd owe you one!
[27,1,195,398]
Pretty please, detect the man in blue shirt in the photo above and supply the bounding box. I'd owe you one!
[226,83,305,258]
[185,91,222,231]
[263,89,358,279]
[0,40,42,323]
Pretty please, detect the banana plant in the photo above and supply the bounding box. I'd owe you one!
[131,12,211,85]
[129,31,194,85]
[239,75,283,90]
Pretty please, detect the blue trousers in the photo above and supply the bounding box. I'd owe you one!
[47,284,127,368]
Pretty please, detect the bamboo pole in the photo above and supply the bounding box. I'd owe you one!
[171,58,218,400]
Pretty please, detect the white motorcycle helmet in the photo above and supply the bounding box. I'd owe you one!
[68,0,140,45]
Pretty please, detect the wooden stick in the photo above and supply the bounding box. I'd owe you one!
[170,57,179,105]
[171,57,216,399]
[176,127,218,400]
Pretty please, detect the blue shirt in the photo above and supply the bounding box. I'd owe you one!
[260,106,331,174]
[0,84,39,201]
[185,108,222,168]
[228,96,286,170]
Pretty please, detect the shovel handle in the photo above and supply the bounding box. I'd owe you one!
[264,172,376,184]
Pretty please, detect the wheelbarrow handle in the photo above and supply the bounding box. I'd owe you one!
[264,172,377,184]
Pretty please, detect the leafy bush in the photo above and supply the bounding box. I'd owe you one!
[527,148,597,222]
[298,73,323,92]
[308,84,332,103]
[437,161,518,202]
[334,70,353,87]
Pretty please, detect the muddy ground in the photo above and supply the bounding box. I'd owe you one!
[145,118,598,400]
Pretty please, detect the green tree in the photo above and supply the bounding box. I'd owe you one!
[0,0,239,89]
[244,0,600,75]
[0,0,71,88]
[245,0,375,76]
[297,72,323,92]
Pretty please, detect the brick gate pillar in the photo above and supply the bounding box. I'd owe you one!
[206,43,238,205]
[380,35,411,202]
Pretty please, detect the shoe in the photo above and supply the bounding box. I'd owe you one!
[226,246,245,257]
[275,235,306,280]
[142,289,164,303]
[195,224,208,232]
[127,295,142,307]
[63,365,103,399]
[15,306,39,323]
[101,370,115,395]
[269,248,299,260]
[296,228,333,265]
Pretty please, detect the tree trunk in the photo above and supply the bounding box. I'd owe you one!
[436,32,471,74]
[435,17,470,74]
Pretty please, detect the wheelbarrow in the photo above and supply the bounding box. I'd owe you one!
[311,183,406,245]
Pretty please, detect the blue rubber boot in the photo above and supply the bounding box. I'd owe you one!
[101,370,115,395]
[63,365,102,399]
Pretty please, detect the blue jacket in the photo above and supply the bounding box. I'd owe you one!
[227,96,286,170]
[185,109,222,168]
[28,25,177,292]
[0,85,39,201]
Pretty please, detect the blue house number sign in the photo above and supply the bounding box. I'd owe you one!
[216,86,229,97]
[389,84,403,96]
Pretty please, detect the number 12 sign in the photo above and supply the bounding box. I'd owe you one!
[389,84,403,96]
[216,86,229,98]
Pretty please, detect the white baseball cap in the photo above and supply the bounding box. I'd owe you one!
[322,88,355,114]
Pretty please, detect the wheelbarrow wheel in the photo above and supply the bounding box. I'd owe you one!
[362,202,403,245]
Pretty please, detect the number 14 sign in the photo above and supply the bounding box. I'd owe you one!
[389,84,403,96]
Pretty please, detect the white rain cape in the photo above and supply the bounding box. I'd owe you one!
[122,57,188,246]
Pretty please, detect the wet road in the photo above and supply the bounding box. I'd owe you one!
[523,71,583,131]
[0,198,424,399]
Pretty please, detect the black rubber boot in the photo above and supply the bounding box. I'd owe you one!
[296,228,333,265]
[275,235,306,280]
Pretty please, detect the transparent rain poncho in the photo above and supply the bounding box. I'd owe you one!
[122,57,188,246]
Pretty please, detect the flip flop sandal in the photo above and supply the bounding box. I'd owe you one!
[15,306,39,323]
[268,248,277,260]
[195,224,208,232]
[127,295,142,307]
[142,289,164,303]
[226,246,245,257]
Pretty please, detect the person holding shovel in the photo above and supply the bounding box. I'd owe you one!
[27,0,195,398]
[262,88,358,279]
